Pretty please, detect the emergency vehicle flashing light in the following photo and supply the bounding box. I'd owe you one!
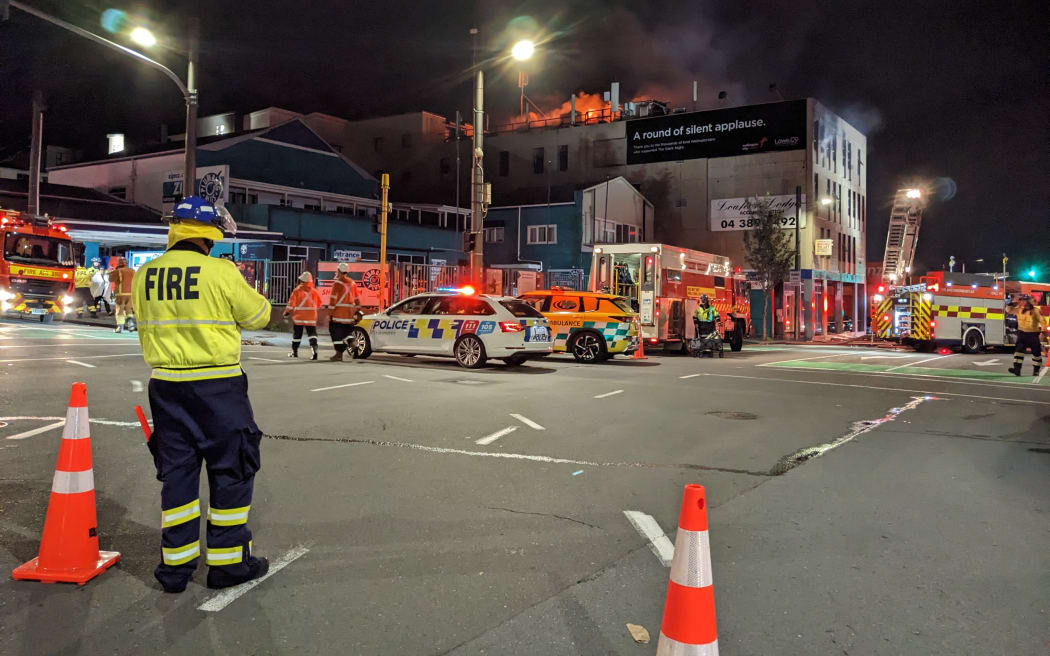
[436,285,477,296]
[877,285,885,293]
[938,347,951,355]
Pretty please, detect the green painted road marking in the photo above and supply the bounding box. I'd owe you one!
[769,359,1041,384]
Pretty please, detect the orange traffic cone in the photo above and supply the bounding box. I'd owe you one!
[631,321,649,360]
[657,484,718,655]
[12,382,120,585]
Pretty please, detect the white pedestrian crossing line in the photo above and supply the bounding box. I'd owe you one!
[475,426,518,446]
[197,545,310,612]
[510,414,544,430]
[679,374,702,379]
[66,360,96,368]
[623,510,674,567]
[5,420,66,441]
[593,389,624,399]
[383,375,414,383]
[310,380,375,392]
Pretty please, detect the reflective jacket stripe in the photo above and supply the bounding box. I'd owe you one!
[152,365,243,382]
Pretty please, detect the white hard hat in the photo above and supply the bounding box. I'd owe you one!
[337,262,349,273]
[299,271,312,283]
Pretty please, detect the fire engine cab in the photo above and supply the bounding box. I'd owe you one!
[872,270,1050,352]
[0,209,76,322]
[590,243,751,352]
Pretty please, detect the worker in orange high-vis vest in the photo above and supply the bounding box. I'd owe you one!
[326,262,361,361]
[283,271,322,360]
[109,257,135,333]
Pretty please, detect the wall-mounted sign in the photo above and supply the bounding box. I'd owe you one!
[161,165,229,214]
[332,249,362,262]
[710,195,807,232]
[626,100,807,165]
[814,239,834,256]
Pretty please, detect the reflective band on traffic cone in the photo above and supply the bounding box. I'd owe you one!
[657,484,718,655]
[12,382,120,585]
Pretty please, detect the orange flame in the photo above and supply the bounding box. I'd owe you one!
[526,91,618,125]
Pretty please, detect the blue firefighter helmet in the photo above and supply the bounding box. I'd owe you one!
[168,196,237,235]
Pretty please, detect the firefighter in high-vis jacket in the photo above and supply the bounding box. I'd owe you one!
[1006,294,1046,377]
[693,294,720,355]
[132,196,272,593]
[326,262,361,361]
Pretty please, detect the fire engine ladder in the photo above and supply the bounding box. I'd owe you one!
[882,189,925,283]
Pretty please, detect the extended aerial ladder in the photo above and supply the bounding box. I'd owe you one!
[881,188,926,283]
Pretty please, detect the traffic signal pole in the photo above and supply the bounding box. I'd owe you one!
[469,69,484,285]
[378,173,390,311]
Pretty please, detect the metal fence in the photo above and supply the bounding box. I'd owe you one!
[264,260,305,306]
[393,263,463,303]
[548,268,587,291]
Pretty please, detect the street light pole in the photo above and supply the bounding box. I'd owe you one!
[182,18,199,200]
[11,1,198,203]
[469,69,485,284]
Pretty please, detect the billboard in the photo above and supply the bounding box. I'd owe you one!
[710,195,807,232]
[626,100,807,164]
[161,165,229,214]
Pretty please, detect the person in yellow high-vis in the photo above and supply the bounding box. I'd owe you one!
[1006,294,1047,377]
[132,196,272,593]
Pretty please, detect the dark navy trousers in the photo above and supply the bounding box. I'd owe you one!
[148,373,262,588]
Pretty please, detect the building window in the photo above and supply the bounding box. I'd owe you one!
[814,174,819,206]
[558,144,569,171]
[483,226,504,243]
[401,133,412,149]
[108,186,127,200]
[230,189,246,204]
[527,224,557,244]
[440,157,451,175]
[499,151,509,177]
[373,137,383,152]
[847,141,852,181]
[532,147,544,174]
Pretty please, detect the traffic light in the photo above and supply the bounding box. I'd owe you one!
[1028,268,1037,279]
[371,214,380,233]
[464,231,477,252]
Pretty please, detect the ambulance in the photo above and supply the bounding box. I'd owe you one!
[873,271,1050,352]
[589,243,751,352]
[0,209,76,321]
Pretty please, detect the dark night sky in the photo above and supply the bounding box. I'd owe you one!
[2,0,1046,271]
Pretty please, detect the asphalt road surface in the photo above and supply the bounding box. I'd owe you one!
[0,319,1047,655]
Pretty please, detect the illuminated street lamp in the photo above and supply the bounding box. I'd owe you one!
[511,39,535,61]
[906,188,922,199]
[129,25,156,47]
[469,36,537,284]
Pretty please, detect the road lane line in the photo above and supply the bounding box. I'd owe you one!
[702,373,1050,405]
[247,357,288,363]
[475,426,518,445]
[131,380,144,392]
[310,380,375,392]
[594,389,624,399]
[66,360,96,368]
[885,354,948,372]
[623,510,674,567]
[0,353,141,364]
[757,352,855,367]
[1034,366,1048,385]
[679,374,702,379]
[383,374,414,383]
[197,545,310,612]
[510,414,544,430]
[6,420,66,441]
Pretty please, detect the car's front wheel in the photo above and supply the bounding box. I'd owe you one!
[348,328,372,359]
[454,335,487,369]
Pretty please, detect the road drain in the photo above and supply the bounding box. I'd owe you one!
[705,411,758,420]
[770,396,937,476]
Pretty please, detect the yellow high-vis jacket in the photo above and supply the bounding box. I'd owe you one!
[132,247,271,382]
[1007,304,1046,333]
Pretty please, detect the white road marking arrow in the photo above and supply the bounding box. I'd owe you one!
[973,359,1002,367]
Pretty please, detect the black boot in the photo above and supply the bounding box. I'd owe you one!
[206,556,270,590]
[311,348,318,361]
[1008,364,1021,376]
[1034,366,1041,377]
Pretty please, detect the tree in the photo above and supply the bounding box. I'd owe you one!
[742,196,795,339]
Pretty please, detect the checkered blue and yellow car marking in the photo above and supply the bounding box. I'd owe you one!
[357,317,497,340]
[550,319,638,353]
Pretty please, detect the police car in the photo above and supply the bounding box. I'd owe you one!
[347,288,553,368]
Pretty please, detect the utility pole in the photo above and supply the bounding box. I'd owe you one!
[378,173,390,310]
[455,110,461,233]
[182,18,199,200]
[469,69,485,284]
[27,90,45,217]
[794,185,801,340]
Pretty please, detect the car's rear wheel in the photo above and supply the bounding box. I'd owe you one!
[454,335,487,369]
[570,331,606,363]
[348,328,372,359]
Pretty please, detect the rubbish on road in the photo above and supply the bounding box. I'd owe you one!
[626,623,650,644]
[12,382,121,585]
[656,484,718,655]
[571,469,584,476]
[134,405,152,441]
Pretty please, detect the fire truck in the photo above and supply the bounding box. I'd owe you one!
[590,243,751,352]
[872,270,1050,352]
[0,209,76,322]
